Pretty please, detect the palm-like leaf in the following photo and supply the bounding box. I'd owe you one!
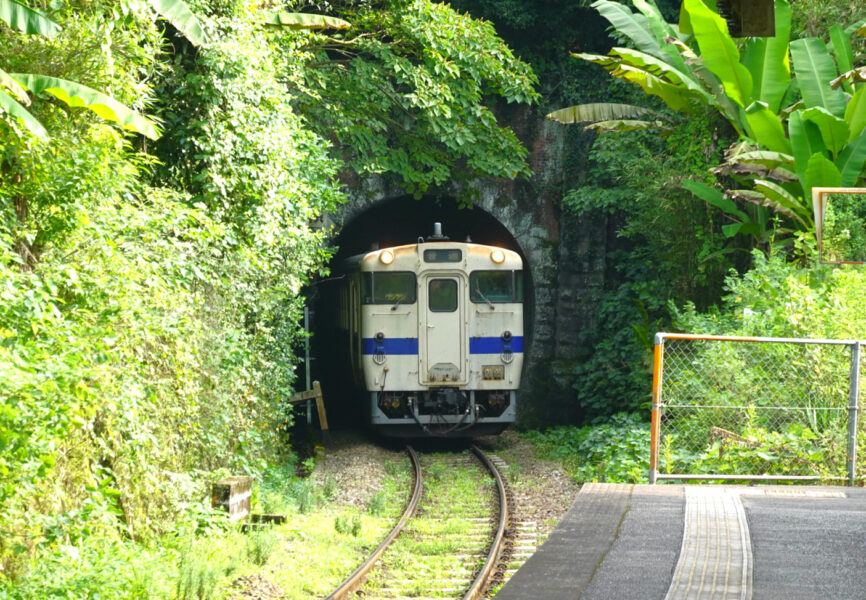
[150,0,207,46]
[790,38,847,117]
[264,12,350,30]
[829,25,854,94]
[0,67,28,103]
[801,106,850,157]
[0,87,47,138]
[13,73,160,139]
[546,103,660,124]
[745,101,791,153]
[789,110,827,180]
[591,0,663,58]
[0,0,60,38]
[753,179,812,225]
[683,0,753,108]
[740,0,791,113]
[845,85,866,142]
[804,153,842,198]
[835,129,866,186]
[584,119,669,133]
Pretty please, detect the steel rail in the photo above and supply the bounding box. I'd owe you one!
[324,445,423,600]
[463,445,510,600]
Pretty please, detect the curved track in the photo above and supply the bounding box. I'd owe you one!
[324,445,509,600]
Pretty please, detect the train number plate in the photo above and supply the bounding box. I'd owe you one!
[482,365,505,380]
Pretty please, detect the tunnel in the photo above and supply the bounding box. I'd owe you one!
[307,194,534,430]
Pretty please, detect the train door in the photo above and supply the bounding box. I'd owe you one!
[421,275,465,384]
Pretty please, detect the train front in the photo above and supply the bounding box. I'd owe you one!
[360,238,523,437]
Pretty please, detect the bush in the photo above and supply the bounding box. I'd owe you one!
[524,413,650,483]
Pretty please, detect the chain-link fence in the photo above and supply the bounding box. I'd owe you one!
[649,333,862,485]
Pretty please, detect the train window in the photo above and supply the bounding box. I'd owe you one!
[470,271,523,303]
[362,272,417,305]
[428,279,458,312]
[423,248,463,263]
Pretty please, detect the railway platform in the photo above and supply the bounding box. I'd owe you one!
[495,483,866,600]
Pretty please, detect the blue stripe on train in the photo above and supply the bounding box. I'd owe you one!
[362,337,419,355]
[361,336,524,355]
[469,336,524,354]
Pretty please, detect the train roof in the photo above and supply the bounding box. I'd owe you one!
[342,240,522,271]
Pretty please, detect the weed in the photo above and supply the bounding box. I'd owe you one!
[246,529,278,567]
[334,514,362,537]
[176,546,221,600]
[427,460,448,481]
[507,463,523,484]
[321,476,338,502]
[383,459,402,477]
[367,491,386,516]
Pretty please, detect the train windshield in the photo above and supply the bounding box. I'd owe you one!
[470,270,523,303]
[362,272,417,305]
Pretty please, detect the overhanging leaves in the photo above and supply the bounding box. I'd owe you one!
[13,73,160,140]
[835,129,866,187]
[0,87,47,139]
[790,38,847,117]
[801,106,850,157]
[0,0,61,38]
[683,0,753,108]
[150,0,207,46]
[745,101,791,153]
[546,103,660,124]
[0,68,28,104]
[740,0,791,113]
[264,12,351,30]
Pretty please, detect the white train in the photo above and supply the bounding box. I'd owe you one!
[338,224,524,437]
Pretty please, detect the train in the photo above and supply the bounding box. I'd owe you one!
[337,223,524,437]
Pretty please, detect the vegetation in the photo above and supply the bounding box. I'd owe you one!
[524,413,651,483]
[0,0,537,595]
[553,0,866,244]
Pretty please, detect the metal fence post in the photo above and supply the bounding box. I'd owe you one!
[847,341,861,486]
[649,333,665,484]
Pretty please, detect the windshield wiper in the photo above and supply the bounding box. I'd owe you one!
[475,283,494,310]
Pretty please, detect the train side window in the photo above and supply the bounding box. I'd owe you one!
[470,271,523,303]
[428,279,457,312]
[362,272,417,305]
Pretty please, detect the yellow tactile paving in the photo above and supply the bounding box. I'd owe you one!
[664,488,753,600]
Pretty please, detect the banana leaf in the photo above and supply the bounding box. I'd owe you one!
[150,0,207,46]
[264,12,351,30]
[13,73,160,140]
[790,38,847,117]
[0,87,47,139]
[0,0,60,38]
[682,0,753,108]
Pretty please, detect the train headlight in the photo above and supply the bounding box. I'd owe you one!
[490,249,506,264]
[379,250,395,265]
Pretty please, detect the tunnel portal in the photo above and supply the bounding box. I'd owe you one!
[309,194,533,429]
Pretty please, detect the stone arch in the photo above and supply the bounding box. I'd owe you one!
[311,178,561,427]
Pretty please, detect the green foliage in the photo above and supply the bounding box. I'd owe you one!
[296,0,539,200]
[672,245,866,341]
[563,113,733,418]
[524,413,650,483]
[0,2,160,140]
[245,529,278,567]
[563,0,866,243]
[367,490,386,516]
[334,513,362,537]
[822,193,866,261]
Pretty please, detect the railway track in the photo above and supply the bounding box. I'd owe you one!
[325,445,509,600]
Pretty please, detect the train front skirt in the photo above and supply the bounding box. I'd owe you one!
[369,389,516,437]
